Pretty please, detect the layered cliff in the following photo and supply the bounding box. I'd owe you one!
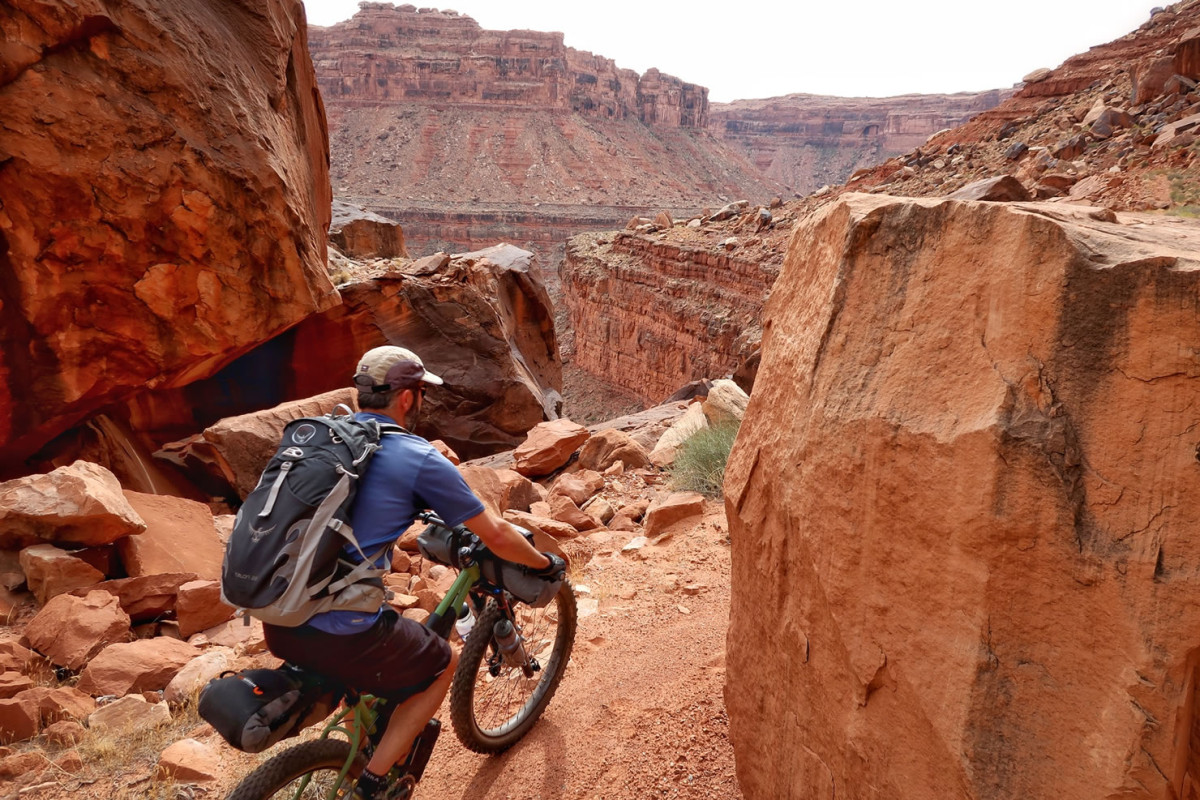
[0,0,334,473]
[308,5,783,258]
[711,90,1011,195]
[725,194,1200,799]
[561,211,792,403]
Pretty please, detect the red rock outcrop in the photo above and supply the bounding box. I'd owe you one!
[128,244,561,463]
[711,90,1010,194]
[0,0,336,472]
[562,217,788,403]
[330,200,408,259]
[724,193,1200,799]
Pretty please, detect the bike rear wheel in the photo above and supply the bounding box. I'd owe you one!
[225,738,363,800]
[449,580,577,753]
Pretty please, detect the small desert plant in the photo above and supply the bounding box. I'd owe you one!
[668,419,741,498]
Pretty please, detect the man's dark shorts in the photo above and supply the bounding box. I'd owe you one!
[264,609,451,703]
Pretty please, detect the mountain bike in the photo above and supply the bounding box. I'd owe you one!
[225,513,577,800]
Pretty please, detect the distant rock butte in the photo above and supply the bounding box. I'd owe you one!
[725,193,1200,799]
[310,4,707,126]
[307,4,784,257]
[711,90,1011,195]
[0,0,333,471]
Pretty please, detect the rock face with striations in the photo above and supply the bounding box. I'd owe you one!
[562,227,782,404]
[724,193,1200,799]
[0,0,335,472]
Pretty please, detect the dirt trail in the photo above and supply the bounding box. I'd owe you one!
[418,503,740,800]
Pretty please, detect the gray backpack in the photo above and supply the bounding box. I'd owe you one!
[220,406,401,627]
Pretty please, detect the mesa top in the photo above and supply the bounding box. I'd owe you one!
[305,411,485,635]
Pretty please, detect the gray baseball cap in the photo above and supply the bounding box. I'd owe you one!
[353,346,444,392]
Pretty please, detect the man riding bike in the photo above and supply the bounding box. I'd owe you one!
[261,345,563,800]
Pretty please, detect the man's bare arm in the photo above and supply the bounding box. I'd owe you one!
[464,510,551,569]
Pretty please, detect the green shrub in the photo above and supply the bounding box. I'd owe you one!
[668,419,741,498]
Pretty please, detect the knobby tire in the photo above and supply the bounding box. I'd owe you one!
[225,738,363,800]
[449,580,577,753]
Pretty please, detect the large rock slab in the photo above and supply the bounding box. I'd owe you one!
[19,544,103,604]
[724,194,1200,800]
[139,243,562,464]
[157,389,357,500]
[25,590,131,671]
[77,638,200,697]
[175,580,234,638]
[0,462,145,547]
[118,492,223,580]
[330,200,408,259]
[0,0,336,469]
[513,419,590,477]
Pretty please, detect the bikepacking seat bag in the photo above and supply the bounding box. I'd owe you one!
[220,405,402,627]
[198,666,339,753]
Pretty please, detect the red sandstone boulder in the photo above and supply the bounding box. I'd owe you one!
[18,544,103,605]
[0,674,32,700]
[176,580,235,638]
[513,420,590,477]
[88,694,171,731]
[547,494,598,534]
[430,440,461,465]
[0,0,335,470]
[157,738,222,782]
[577,429,651,472]
[701,379,750,424]
[75,573,197,622]
[119,492,223,580]
[503,511,581,543]
[0,696,38,744]
[550,471,605,506]
[0,462,145,547]
[77,638,200,697]
[495,470,539,513]
[724,193,1200,800]
[158,389,358,500]
[330,200,408,259]
[18,687,95,725]
[0,639,44,676]
[643,493,705,537]
[25,590,131,671]
[947,175,1031,202]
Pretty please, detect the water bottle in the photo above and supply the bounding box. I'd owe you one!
[493,618,524,663]
[454,605,475,641]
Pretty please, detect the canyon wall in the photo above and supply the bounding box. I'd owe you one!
[308,5,783,259]
[561,225,784,404]
[711,91,1010,195]
[724,193,1200,799]
[0,0,334,473]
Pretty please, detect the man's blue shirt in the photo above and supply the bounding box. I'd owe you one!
[306,412,484,634]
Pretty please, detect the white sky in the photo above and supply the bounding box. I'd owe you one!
[303,1,1159,102]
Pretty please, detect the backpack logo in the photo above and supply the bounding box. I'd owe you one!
[291,424,317,445]
[249,524,274,543]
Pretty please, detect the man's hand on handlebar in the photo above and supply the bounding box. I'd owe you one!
[529,552,566,580]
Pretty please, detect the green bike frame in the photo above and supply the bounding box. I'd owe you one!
[293,564,484,800]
